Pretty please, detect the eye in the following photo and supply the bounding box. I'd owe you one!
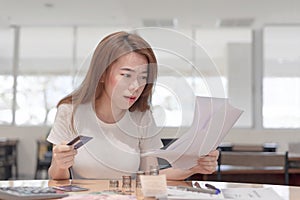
[138,76,148,83]
[121,73,131,78]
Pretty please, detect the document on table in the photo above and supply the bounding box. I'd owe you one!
[142,96,243,169]
[167,187,283,200]
[222,187,284,200]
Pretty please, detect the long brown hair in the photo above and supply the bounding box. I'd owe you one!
[58,31,157,125]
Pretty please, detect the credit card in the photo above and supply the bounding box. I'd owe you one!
[67,135,93,149]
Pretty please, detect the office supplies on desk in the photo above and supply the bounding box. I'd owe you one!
[167,186,224,199]
[177,185,220,195]
[0,180,294,200]
[205,183,221,194]
[0,186,68,200]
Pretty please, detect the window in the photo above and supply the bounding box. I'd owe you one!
[17,27,74,125]
[263,26,300,128]
[195,28,253,128]
[138,28,253,127]
[0,28,14,124]
[16,75,73,125]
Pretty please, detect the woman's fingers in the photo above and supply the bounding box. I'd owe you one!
[52,144,77,169]
[208,149,220,157]
[190,150,220,174]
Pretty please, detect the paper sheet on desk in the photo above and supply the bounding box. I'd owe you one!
[222,188,284,200]
[142,96,243,169]
[167,187,284,200]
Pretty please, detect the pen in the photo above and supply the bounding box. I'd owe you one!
[177,185,219,195]
[205,183,221,194]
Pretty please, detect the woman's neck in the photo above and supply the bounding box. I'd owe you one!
[95,97,126,124]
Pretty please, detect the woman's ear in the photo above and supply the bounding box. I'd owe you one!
[100,71,107,83]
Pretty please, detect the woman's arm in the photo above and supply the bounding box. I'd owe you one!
[160,150,219,180]
[48,144,77,180]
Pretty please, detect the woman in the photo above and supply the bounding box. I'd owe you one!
[47,31,219,180]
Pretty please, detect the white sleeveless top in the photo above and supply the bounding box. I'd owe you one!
[47,103,163,179]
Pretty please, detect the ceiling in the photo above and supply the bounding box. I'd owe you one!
[1,0,300,28]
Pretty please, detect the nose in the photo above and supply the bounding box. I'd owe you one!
[128,79,140,92]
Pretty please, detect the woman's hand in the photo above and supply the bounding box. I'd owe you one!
[190,150,219,174]
[161,150,219,180]
[51,142,77,170]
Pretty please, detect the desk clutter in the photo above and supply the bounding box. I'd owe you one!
[0,186,68,200]
[0,181,285,200]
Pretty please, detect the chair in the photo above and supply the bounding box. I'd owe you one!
[0,139,18,180]
[161,138,178,149]
[288,142,300,169]
[231,144,264,152]
[158,138,178,169]
[35,140,52,179]
[218,143,278,152]
[217,151,289,185]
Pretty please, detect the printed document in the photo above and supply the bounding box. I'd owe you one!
[222,187,284,200]
[167,187,283,200]
[142,96,243,169]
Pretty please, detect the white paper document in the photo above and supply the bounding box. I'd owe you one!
[222,187,284,200]
[167,187,283,200]
[142,96,243,169]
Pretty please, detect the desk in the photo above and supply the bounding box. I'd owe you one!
[0,179,300,200]
[194,167,300,186]
[193,152,300,186]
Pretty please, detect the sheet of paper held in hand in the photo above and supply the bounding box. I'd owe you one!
[142,96,243,169]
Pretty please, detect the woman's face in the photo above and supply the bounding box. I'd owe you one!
[103,52,148,112]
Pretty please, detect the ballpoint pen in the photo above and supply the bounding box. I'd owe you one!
[69,166,74,185]
[205,183,221,194]
[176,185,220,195]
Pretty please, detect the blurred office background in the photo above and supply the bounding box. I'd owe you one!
[0,0,299,178]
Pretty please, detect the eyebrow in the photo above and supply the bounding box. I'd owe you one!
[120,67,148,74]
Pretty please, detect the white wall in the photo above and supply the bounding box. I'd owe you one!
[224,129,300,152]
